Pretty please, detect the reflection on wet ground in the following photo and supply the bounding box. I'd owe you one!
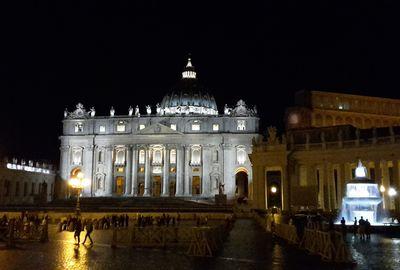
[0,219,399,269]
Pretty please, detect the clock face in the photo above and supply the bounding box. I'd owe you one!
[289,113,299,124]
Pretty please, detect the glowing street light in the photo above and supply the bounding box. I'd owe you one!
[271,186,277,194]
[388,187,397,197]
[69,171,90,216]
[380,185,386,193]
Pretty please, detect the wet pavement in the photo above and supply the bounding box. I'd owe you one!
[0,219,399,269]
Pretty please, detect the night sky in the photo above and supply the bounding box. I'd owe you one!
[0,1,399,165]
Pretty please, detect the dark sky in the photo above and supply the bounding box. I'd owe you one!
[0,1,399,165]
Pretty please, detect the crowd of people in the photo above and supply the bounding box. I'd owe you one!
[0,212,48,240]
[137,213,180,227]
[59,214,130,232]
[351,216,371,240]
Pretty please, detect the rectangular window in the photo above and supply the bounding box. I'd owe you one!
[212,124,219,131]
[170,149,177,164]
[139,124,146,130]
[99,125,106,133]
[170,124,177,130]
[117,121,126,132]
[191,124,200,131]
[31,183,36,195]
[117,167,124,173]
[237,120,246,131]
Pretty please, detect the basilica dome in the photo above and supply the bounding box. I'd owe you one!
[159,57,218,116]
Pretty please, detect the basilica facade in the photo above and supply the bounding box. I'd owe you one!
[59,58,259,199]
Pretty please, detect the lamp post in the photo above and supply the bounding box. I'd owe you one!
[388,187,397,211]
[69,172,89,216]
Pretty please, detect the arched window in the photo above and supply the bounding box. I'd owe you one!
[191,145,201,165]
[152,147,163,165]
[139,150,145,164]
[237,120,246,131]
[237,147,247,165]
[115,149,125,165]
[72,148,82,165]
[170,149,176,164]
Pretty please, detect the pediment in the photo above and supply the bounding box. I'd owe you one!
[138,123,183,135]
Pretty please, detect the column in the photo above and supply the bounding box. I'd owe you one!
[131,146,138,196]
[374,160,382,185]
[324,162,333,210]
[82,145,94,196]
[143,146,151,196]
[344,162,352,181]
[305,165,312,186]
[125,145,132,196]
[105,146,114,196]
[308,165,318,207]
[338,163,346,208]
[392,159,400,211]
[201,145,212,196]
[281,166,289,211]
[318,165,325,210]
[381,160,390,209]
[253,165,265,209]
[59,145,70,198]
[222,143,235,198]
[184,145,191,196]
[162,146,170,196]
[175,145,184,196]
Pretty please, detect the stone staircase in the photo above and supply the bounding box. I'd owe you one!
[43,196,233,212]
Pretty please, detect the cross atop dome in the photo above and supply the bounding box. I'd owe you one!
[182,55,196,79]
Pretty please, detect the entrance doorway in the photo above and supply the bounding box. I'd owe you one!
[169,181,176,197]
[138,182,144,196]
[192,176,201,195]
[115,176,124,195]
[235,171,249,198]
[152,176,162,197]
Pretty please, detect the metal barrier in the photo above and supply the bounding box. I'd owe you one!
[273,223,299,245]
[253,213,353,264]
[299,228,353,263]
[111,223,231,257]
[0,218,48,247]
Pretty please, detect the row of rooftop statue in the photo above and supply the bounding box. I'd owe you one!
[64,100,257,119]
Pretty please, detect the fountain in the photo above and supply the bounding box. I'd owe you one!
[339,160,383,224]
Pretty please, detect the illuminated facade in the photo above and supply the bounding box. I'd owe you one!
[285,90,400,130]
[60,58,259,199]
[0,158,56,205]
[250,90,400,212]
